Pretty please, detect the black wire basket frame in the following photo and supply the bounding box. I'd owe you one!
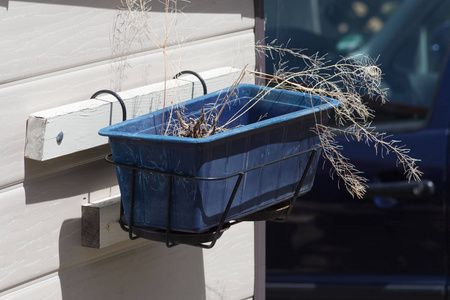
[105,146,319,249]
[92,76,321,249]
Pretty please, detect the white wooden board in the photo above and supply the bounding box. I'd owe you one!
[81,196,126,249]
[24,67,244,161]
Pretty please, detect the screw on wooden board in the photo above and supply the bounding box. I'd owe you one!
[56,131,64,145]
[106,223,111,231]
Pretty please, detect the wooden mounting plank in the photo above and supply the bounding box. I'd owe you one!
[81,195,127,249]
[24,67,243,161]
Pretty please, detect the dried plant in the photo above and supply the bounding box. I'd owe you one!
[248,44,422,198]
[173,67,248,137]
[115,2,421,198]
[172,45,422,198]
[119,0,189,133]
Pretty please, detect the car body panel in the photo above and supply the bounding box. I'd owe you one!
[265,0,450,298]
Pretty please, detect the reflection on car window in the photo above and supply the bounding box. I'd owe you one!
[265,0,450,123]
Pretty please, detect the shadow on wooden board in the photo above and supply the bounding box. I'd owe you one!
[58,219,208,300]
[8,0,254,17]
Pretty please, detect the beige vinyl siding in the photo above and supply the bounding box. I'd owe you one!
[0,1,256,299]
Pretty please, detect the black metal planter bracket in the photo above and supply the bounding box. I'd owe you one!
[91,89,127,122]
[105,145,320,248]
[173,70,208,96]
[94,84,321,248]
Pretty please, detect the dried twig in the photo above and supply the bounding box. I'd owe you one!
[249,46,422,198]
[116,3,421,198]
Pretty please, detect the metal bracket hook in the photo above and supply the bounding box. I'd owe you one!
[173,70,208,95]
[91,89,127,122]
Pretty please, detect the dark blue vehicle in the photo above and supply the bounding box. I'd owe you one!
[264,0,450,299]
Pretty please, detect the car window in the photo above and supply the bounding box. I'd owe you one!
[265,0,450,124]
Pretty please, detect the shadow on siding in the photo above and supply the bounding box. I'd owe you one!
[58,218,208,300]
[23,146,118,205]
[9,0,254,17]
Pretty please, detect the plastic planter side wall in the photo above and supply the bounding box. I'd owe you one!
[99,84,339,233]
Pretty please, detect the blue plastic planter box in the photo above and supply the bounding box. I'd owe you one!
[99,84,339,233]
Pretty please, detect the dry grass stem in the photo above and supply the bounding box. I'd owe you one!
[249,45,422,198]
[121,0,189,133]
[116,2,421,198]
[172,68,248,138]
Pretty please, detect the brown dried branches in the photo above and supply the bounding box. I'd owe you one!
[175,108,216,138]
[167,44,422,198]
[173,67,247,138]
[251,45,422,198]
[117,1,421,198]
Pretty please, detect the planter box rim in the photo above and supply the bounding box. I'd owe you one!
[98,84,340,144]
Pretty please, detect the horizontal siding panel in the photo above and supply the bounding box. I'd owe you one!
[0,162,254,296]
[0,31,255,188]
[0,1,256,297]
[0,0,254,84]
[0,244,207,300]
[204,222,255,300]
[0,228,254,300]
[0,275,63,300]
[0,160,123,291]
